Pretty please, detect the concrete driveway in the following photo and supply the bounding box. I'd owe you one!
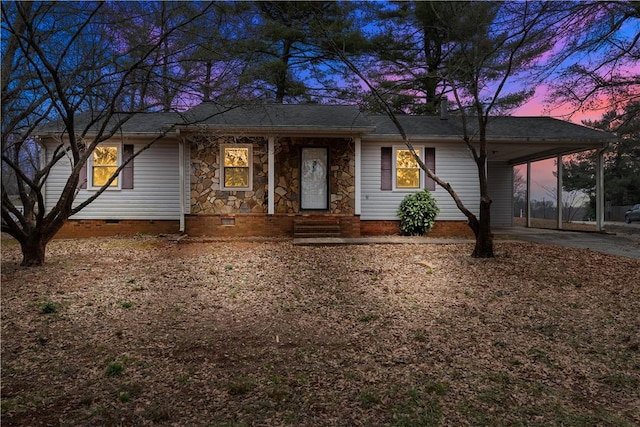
[294,222,640,260]
[494,224,640,260]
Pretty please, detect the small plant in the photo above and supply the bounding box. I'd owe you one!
[121,301,133,309]
[39,300,58,314]
[358,390,381,408]
[118,392,131,403]
[226,377,254,395]
[358,313,379,323]
[225,265,234,271]
[105,362,125,377]
[144,406,171,422]
[397,190,439,236]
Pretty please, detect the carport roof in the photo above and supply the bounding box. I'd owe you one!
[369,114,619,164]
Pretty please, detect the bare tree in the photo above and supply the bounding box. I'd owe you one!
[545,1,639,121]
[327,2,557,257]
[1,1,215,266]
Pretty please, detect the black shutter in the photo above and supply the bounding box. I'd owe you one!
[381,147,392,190]
[122,144,134,189]
[425,148,435,191]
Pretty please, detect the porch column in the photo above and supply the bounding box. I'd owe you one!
[355,136,361,216]
[596,145,605,231]
[526,161,531,228]
[268,136,275,215]
[557,155,563,230]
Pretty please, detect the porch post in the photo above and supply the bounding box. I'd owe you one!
[596,145,605,231]
[268,136,275,215]
[355,136,361,216]
[526,161,531,228]
[557,155,563,230]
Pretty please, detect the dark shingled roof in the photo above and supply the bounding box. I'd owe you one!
[370,115,618,142]
[36,111,182,135]
[36,104,616,143]
[180,103,375,132]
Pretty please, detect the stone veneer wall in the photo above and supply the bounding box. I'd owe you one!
[274,137,355,214]
[189,135,356,216]
[190,136,268,215]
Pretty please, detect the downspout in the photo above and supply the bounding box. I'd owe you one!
[177,129,185,233]
[355,136,361,216]
[39,138,46,214]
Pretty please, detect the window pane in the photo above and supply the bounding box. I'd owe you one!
[94,146,118,166]
[224,147,249,167]
[93,166,118,187]
[93,146,118,187]
[396,150,418,168]
[224,167,249,187]
[397,169,420,188]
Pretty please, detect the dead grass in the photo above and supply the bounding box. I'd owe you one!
[2,236,639,426]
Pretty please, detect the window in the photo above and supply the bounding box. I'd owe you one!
[92,145,120,188]
[80,144,134,190]
[221,144,252,190]
[395,148,420,189]
[381,147,435,191]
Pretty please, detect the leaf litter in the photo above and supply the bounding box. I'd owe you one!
[1,235,639,426]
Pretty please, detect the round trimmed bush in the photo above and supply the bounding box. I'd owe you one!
[397,190,439,236]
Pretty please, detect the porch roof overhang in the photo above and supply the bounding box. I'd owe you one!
[176,103,375,138]
[175,124,374,138]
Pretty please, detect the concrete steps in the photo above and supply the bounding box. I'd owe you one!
[293,217,342,238]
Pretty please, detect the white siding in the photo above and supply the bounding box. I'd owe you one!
[488,162,513,226]
[183,143,191,214]
[361,140,480,220]
[45,140,181,220]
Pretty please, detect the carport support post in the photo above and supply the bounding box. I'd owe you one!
[526,161,532,228]
[557,155,563,230]
[596,146,605,231]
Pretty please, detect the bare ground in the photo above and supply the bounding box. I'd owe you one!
[1,236,639,426]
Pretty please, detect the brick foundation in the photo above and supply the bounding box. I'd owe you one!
[360,220,473,238]
[55,219,180,239]
[185,214,361,238]
[53,217,472,239]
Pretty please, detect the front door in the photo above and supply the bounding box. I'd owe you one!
[300,147,328,210]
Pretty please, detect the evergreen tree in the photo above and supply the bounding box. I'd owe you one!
[563,102,640,212]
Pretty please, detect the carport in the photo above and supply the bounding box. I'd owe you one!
[484,117,620,231]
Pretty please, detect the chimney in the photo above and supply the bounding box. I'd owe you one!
[440,98,448,120]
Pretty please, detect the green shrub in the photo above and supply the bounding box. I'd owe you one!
[397,190,439,236]
[39,300,59,314]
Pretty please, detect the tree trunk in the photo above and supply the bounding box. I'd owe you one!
[472,196,494,258]
[19,235,49,266]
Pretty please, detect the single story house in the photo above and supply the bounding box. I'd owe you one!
[38,103,617,238]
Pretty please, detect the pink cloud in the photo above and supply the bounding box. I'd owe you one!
[513,86,608,125]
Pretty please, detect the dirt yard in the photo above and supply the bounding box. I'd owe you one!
[2,236,639,426]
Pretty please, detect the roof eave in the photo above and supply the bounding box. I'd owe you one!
[177,124,376,137]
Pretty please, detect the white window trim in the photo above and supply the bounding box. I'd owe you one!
[89,142,122,190]
[392,145,423,191]
[220,143,253,191]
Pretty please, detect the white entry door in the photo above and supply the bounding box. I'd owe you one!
[300,147,328,210]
